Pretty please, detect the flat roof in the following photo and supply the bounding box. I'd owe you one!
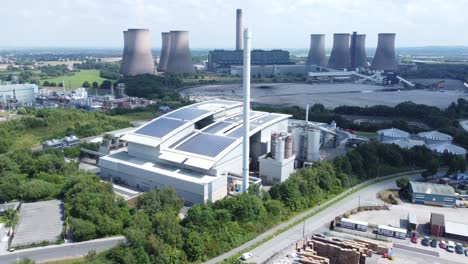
[410,181,456,196]
[445,221,468,237]
[408,212,417,224]
[342,218,368,226]
[430,213,445,226]
[378,225,407,233]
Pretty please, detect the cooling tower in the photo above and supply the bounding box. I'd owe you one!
[236,9,243,50]
[166,31,194,74]
[121,29,156,76]
[120,30,129,74]
[350,34,368,69]
[157,32,171,72]
[371,33,398,71]
[327,33,351,70]
[306,34,327,66]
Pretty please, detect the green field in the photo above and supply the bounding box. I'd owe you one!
[42,70,109,89]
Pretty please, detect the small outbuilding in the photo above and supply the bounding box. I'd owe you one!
[409,181,457,207]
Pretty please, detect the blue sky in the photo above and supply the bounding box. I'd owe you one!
[1,0,467,48]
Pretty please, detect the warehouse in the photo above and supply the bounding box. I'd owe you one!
[0,83,38,104]
[99,100,297,204]
[409,181,457,207]
[444,221,468,242]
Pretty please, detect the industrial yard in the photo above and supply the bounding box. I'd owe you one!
[181,82,466,108]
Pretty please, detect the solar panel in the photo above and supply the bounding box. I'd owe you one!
[203,121,234,134]
[251,114,283,125]
[165,107,210,120]
[225,124,258,138]
[134,118,187,138]
[176,133,236,157]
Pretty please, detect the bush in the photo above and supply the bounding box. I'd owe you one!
[70,218,97,241]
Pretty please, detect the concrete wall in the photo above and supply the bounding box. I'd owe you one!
[259,155,295,184]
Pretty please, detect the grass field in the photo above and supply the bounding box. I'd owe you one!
[355,131,378,137]
[42,70,109,89]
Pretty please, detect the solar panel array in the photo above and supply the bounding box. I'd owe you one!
[225,124,258,138]
[134,118,187,138]
[176,133,237,157]
[166,107,210,120]
[202,121,234,134]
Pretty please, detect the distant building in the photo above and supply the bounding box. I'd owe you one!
[0,83,38,104]
[230,64,307,77]
[207,49,293,73]
[409,181,457,207]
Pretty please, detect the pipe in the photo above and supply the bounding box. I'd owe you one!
[242,28,251,193]
[305,104,309,122]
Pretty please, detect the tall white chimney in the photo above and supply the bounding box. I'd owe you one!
[242,28,251,193]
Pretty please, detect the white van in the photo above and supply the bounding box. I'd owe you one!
[447,241,455,253]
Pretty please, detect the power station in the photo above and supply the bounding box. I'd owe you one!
[306,34,327,67]
[165,30,195,74]
[371,33,398,71]
[328,33,351,70]
[120,28,156,76]
[157,32,171,72]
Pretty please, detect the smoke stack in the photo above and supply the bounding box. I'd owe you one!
[242,28,251,194]
[328,33,351,70]
[350,33,368,69]
[371,33,397,71]
[306,34,327,66]
[121,29,156,76]
[236,9,243,50]
[158,32,171,72]
[166,31,194,74]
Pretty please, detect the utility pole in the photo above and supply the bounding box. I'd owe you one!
[302,220,306,237]
[358,195,361,209]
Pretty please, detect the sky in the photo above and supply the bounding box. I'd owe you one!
[1,0,467,49]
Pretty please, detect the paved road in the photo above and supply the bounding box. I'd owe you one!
[0,236,124,264]
[205,171,424,264]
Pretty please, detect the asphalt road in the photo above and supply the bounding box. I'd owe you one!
[0,236,124,264]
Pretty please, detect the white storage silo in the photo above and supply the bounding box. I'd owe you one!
[306,129,321,162]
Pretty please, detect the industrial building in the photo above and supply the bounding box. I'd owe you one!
[230,64,306,76]
[306,34,327,67]
[328,33,351,70]
[377,128,410,142]
[430,213,445,236]
[0,83,38,105]
[371,33,398,71]
[430,213,468,241]
[120,28,156,76]
[99,99,337,204]
[409,181,457,207]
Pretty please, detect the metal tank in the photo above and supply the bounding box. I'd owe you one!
[284,135,293,159]
[271,132,278,159]
[306,34,327,66]
[166,31,195,74]
[328,33,351,70]
[236,9,243,50]
[306,129,321,162]
[121,29,156,76]
[371,33,397,71]
[275,137,285,162]
[350,34,368,69]
[158,32,171,72]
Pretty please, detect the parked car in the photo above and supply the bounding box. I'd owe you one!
[430,239,437,248]
[421,237,430,246]
[439,240,447,249]
[411,234,418,244]
[465,248,468,256]
[447,241,455,253]
[455,243,464,254]
[241,252,253,261]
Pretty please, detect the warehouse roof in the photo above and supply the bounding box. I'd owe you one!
[410,181,456,196]
[445,221,468,238]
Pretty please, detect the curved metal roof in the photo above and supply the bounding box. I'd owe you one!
[417,131,453,142]
[428,143,467,155]
[385,139,424,149]
[377,128,410,138]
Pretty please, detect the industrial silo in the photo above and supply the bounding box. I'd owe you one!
[121,28,156,76]
[307,34,327,66]
[371,33,398,71]
[166,31,194,74]
[158,32,171,72]
[271,133,278,159]
[306,129,321,162]
[284,135,293,159]
[275,136,285,162]
[328,33,351,70]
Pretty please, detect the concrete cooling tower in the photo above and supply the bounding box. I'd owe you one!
[306,34,327,66]
[371,33,397,71]
[121,29,156,76]
[157,32,171,72]
[236,9,243,50]
[166,31,194,74]
[120,30,129,74]
[350,33,368,69]
[328,33,351,70]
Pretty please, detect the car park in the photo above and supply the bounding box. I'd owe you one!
[430,239,437,248]
[421,237,430,246]
[241,252,252,261]
[447,241,455,253]
[455,243,464,254]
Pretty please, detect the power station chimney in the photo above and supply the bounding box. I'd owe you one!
[328,33,351,70]
[157,32,171,72]
[351,33,368,69]
[166,31,194,74]
[120,30,129,74]
[306,34,327,66]
[242,28,251,194]
[121,29,156,76]
[371,33,397,71]
[236,9,243,50]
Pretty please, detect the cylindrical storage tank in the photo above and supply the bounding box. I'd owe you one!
[275,137,285,162]
[292,127,302,159]
[123,29,156,76]
[371,33,397,71]
[284,135,293,159]
[306,129,321,162]
[351,34,368,69]
[271,133,278,159]
[166,31,194,74]
[120,30,129,74]
[307,34,327,66]
[328,33,351,70]
[158,32,171,72]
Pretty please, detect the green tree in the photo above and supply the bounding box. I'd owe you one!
[70,218,97,241]
[396,176,410,190]
[82,81,91,88]
[92,81,99,89]
[184,231,205,261]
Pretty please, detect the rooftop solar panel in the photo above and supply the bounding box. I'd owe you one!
[225,124,258,138]
[252,114,283,125]
[165,107,210,120]
[134,118,187,138]
[203,121,234,134]
[176,133,236,157]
